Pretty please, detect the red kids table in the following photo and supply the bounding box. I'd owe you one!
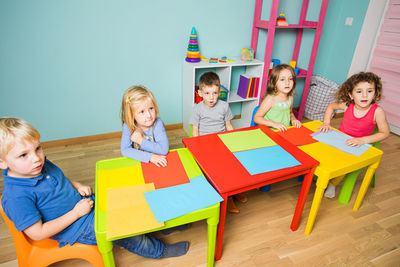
[182,125,319,260]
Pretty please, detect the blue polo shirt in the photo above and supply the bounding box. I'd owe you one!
[1,159,93,246]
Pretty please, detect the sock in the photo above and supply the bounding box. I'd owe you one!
[260,185,271,192]
[161,224,191,235]
[324,185,336,198]
[161,241,189,258]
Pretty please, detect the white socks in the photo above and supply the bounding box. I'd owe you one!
[324,185,336,198]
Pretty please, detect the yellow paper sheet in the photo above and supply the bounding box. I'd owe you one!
[98,165,144,211]
[106,183,164,239]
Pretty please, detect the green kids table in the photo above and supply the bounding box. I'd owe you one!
[94,148,220,267]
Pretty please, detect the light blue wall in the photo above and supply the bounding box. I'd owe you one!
[0,0,369,141]
[314,0,370,84]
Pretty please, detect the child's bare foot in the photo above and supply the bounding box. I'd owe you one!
[324,185,336,198]
[227,197,239,213]
[161,241,189,258]
[234,193,248,203]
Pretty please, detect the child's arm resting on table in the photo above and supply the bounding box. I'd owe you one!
[121,123,156,163]
[346,107,390,147]
[189,105,200,137]
[139,119,169,155]
[254,96,287,131]
[192,125,199,137]
[290,96,301,128]
[225,121,234,131]
[319,102,347,133]
[121,122,167,167]
[23,198,93,241]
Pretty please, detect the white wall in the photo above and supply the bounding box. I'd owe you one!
[348,0,389,75]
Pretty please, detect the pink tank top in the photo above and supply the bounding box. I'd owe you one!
[338,103,378,137]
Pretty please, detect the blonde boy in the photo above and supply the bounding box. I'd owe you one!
[0,117,187,258]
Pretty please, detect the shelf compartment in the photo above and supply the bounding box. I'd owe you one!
[229,94,258,103]
[255,21,318,29]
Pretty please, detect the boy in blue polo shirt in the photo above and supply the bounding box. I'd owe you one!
[0,117,188,259]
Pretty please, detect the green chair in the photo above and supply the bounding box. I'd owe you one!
[338,128,380,204]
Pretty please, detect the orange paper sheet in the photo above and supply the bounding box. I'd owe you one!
[276,126,318,146]
[97,165,144,211]
[141,151,190,189]
[106,183,164,239]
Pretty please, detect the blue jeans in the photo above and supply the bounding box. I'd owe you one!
[75,212,165,259]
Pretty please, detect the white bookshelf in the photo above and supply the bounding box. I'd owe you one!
[182,58,264,135]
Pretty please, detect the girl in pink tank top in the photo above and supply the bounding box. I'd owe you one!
[318,72,390,198]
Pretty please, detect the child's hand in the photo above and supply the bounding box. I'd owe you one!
[346,137,366,147]
[73,198,93,217]
[77,185,92,197]
[150,154,167,167]
[130,130,144,145]
[273,122,287,131]
[292,119,302,128]
[318,123,332,133]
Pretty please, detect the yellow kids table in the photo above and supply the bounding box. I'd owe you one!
[94,148,220,267]
[301,121,383,235]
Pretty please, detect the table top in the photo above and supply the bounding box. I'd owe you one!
[94,148,209,240]
[182,125,319,194]
[300,121,383,177]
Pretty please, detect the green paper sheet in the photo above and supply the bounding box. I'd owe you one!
[218,128,277,152]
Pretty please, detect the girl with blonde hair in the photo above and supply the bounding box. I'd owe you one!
[121,85,169,167]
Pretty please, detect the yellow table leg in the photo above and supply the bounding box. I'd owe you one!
[353,161,380,211]
[305,174,330,235]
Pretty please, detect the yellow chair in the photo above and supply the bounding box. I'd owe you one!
[0,196,104,267]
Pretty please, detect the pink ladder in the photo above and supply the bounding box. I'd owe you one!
[251,0,329,120]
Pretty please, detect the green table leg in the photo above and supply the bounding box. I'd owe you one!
[206,211,219,267]
[96,233,115,267]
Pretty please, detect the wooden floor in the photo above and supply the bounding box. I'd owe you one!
[1,119,400,266]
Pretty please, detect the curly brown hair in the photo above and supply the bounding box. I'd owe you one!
[266,64,297,96]
[335,72,382,105]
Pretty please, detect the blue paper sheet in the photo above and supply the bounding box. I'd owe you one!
[312,130,371,156]
[233,146,301,175]
[143,175,223,223]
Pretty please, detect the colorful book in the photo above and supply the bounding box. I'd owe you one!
[237,74,260,99]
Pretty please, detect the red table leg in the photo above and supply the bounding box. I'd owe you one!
[290,168,316,231]
[215,194,228,261]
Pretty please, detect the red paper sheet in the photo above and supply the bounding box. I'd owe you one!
[141,151,190,189]
[276,126,318,146]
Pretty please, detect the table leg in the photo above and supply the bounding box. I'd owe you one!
[96,234,115,267]
[353,160,380,211]
[291,168,315,231]
[215,195,228,261]
[304,174,330,235]
[206,210,219,267]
